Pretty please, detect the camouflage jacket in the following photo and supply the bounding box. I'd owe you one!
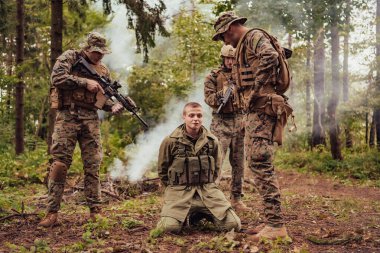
[50,49,114,114]
[204,67,240,114]
[234,29,279,110]
[158,124,231,222]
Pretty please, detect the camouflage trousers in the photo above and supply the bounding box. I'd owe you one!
[244,111,283,227]
[210,114,245,199]
[156,192,241,233]
[47,109,102,213]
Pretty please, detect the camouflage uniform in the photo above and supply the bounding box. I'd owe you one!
[46,32,114,214]
[213,13,284,228]
[156,124,241,233]
[204,67,245,200]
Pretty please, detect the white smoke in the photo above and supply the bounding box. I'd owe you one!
[95,1,215,181]
[124,80,212,182]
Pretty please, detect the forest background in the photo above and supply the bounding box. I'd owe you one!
[1,0,380,252]
[1,0,379,187]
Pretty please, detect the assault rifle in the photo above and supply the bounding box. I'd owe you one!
[216,78,234,114]
[76,56,149,129]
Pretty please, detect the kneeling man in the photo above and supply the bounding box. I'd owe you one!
[156,102,241,233]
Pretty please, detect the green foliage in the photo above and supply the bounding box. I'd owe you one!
[122,217,143,229]
[149,227,164,239]
[193,235,237,252]
[83,215,114,238]
[275,148,380,184]
[5,239,51,253]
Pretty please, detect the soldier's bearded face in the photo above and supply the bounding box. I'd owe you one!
[183,107,203,132]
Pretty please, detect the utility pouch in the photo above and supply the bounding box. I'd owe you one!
[95,91,108,109]
[254,94,294,145]
[50,87,61,109]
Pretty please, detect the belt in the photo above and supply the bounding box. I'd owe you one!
[61,102,97,112]
[213,111,245,118]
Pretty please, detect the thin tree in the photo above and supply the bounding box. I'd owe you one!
[375,0,380,149]
[47,0,63,154]
[306,39,312,148]
[312,28,326,147]
[15,0,24,155]
[343,0,353,148]
[327,3,343,160]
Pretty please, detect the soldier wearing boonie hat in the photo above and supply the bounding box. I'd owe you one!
[212,12,291,242]
[81,31,112,54]
[212,11,247,42]
[38,31,123,228]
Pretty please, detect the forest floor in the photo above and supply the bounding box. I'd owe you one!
[0,167,380,253]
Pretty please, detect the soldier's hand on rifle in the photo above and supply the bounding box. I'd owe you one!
[111,102,124,114]
[86,79,105,94]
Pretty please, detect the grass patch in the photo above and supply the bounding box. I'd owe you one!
[275,148,380,186]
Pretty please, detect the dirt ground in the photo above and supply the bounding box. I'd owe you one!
[0,168,379,252]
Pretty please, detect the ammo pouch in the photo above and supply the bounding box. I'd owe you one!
[168,152,215,186]
[253,94,295,145]
[168,142,215,186]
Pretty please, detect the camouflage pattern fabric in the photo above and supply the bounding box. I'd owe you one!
[45,46,114,213]
[234,29,284,227]
[210,115,245,199]
[47,109,102,213]
[244,111,283,227]
[204,67,240,114]
[204,68,246,200]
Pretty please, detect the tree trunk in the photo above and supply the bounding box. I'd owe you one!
[288,33,294,97]
[375,0,380,150]
[6,35,13,123]
[365,112,369,145]
[370,113,375,148]
[343,0,353,148]
[327,22,343,160]
[48,0,63,153]
[15,0,25,155]
[306,39,312,148]
[312,29,326,147]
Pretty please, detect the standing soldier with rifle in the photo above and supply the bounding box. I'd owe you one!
[204,45,251,212]
[212,12,293,241]
[39,32,143,227]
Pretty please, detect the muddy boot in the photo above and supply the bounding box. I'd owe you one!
[38,212,58,227]
[231,198,252,212]
[89,207,101,222]
[248,225,290,242]
[245,223,266,235]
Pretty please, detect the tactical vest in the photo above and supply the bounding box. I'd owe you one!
[213,69,240,114]
[51,52,109,111]
[233,30,275,112]
[234,29,295,145]
[167,139,215,186]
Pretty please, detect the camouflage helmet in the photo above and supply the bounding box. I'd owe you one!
[81,32,111,54]
[220,45,235,58]
[212,11,247,41]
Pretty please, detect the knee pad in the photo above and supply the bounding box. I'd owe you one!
[49,160,68,182]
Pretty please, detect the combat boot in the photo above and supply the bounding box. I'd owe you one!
[245,223,266,234]
[89,207,101,222]
[248,225,290,242]
[38,212,58,227]
[231,198,252,212]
